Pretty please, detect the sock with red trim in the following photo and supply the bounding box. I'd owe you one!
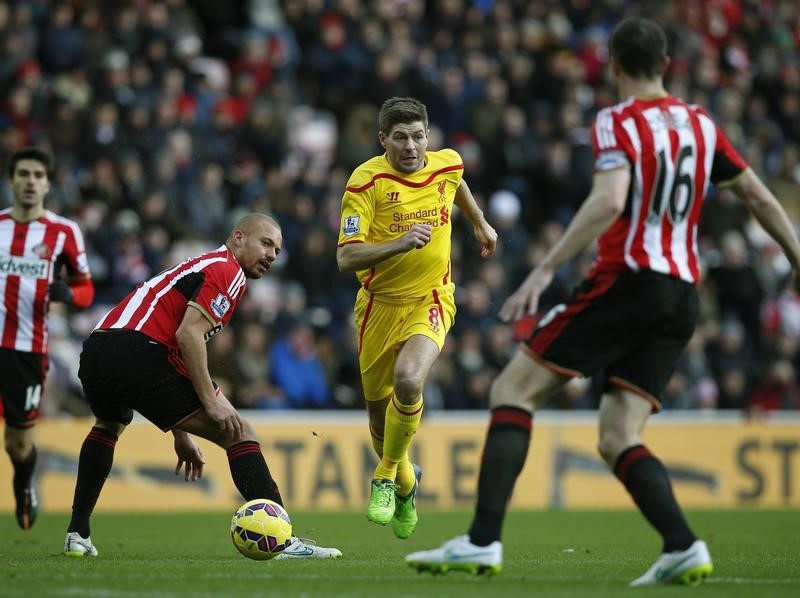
[374,395,423,482]
[468,407,532,546]
[227,440,283,505]
[614,444,696,552]
[68,427,118,537]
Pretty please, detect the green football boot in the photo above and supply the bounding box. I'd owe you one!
[367,479,397,524]
[392,464,422,539]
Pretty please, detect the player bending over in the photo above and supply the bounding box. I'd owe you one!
[64,214,341,560]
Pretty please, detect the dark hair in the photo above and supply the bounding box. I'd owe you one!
[7,147,53,178]
[610,17,667,79]
[378,97,428,134]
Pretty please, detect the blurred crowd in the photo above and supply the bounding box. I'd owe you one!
[2,0,800,415]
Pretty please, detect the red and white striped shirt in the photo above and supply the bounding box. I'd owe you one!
[0,209,91,354]
[591,95,748,282]
[96,245,246,372]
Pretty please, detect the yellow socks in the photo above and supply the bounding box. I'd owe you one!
[373,395,423,483]
[370,413,415,495]
[395,457,417,497]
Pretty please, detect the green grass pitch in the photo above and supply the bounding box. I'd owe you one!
[1,509,799,597]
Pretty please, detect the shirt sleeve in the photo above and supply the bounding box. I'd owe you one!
[591,107,633,172]
[188,261,243,328]
[709,123,748,185]
[338,173,375,246]
[439,148,465,185]
[62,221,91,279]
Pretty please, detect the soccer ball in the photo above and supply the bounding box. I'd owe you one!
[230,499,293,560]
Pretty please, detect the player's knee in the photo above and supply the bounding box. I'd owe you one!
[487,377,506,408]
[240,420,257,441]
[4,436,31,460]
[393,371,424,402]
[94,419,125,438]
[488,375,528,410]
[597,432,626,466]
[4,426,34,459]
[220,421,258,447]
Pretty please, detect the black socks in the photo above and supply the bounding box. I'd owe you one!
[68,427,118,537]
[227,441,283,506]
[12,444,37,498]
[468,407,533,546]
[614,445,696,552]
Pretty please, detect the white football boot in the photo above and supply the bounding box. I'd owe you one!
[273,536,342,559]
[64,532,99,557]
[406,535,502,575]
[630,540,713,586]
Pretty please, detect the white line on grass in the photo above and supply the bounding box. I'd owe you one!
[707,578,800,585]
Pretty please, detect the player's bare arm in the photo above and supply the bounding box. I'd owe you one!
[454,179,498,258]
[175,305,245,438]
[499,167,631,322]
[172,429,205,481]
[337,224,432,272]
[729,168,800,294]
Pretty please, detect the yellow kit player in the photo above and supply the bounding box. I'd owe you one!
[337,97,497,538]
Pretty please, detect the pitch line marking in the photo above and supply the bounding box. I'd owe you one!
[707,577,800,585]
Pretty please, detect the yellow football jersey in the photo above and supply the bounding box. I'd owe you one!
[338,149,464,298]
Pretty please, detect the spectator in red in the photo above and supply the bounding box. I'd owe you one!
[748,359,800,415]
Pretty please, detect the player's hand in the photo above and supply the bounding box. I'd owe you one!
[205,393,245,440]
[498,267,554,322]
[173,432,205,481]
[474,220,498,258]
[398,224,432,251]
[48,279,74,304]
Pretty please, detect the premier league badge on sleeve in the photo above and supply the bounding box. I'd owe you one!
[343,215,360,237]
[210,293,231,318]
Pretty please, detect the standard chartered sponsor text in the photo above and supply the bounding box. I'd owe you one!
[390,208,441,233]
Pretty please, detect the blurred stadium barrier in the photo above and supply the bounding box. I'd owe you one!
[1,412,798,512]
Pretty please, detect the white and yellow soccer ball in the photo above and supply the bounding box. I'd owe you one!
[230,499,293,560]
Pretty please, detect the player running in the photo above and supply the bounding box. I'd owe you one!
[1,147,94,530]
[337,96,497,539]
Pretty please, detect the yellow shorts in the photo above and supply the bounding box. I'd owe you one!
[354,285,456,401]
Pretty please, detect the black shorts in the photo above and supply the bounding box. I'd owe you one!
[78,330,203,431]
[0,348,46,427]
[526,269,698,410]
